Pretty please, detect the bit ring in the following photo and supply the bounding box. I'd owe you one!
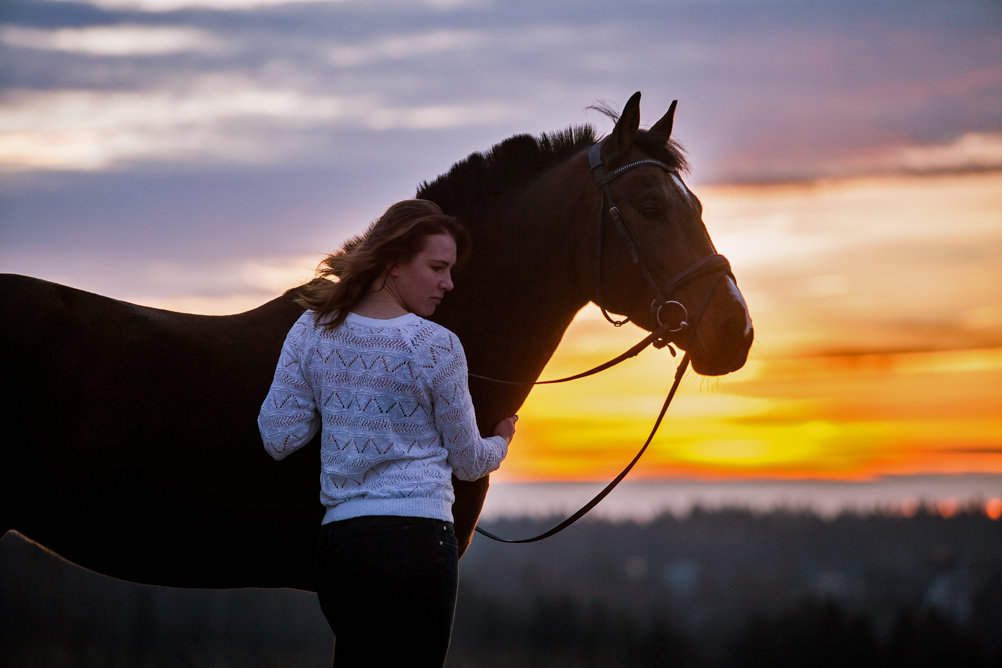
[653,300,688,333]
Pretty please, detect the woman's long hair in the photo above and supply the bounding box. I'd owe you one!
[297,199,470,330]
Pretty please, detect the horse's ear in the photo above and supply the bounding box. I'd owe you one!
[650,99,678,141]
[602,91,642,165]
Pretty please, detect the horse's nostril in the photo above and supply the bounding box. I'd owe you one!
[722,316,749,340]
[719,317,754,356]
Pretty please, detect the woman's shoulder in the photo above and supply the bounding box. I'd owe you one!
[275,310,324,352]
[287,310,321,338]
[408,317,465,360]
[410,315,458,341]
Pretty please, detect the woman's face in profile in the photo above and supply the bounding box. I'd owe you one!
[388,233,457,316]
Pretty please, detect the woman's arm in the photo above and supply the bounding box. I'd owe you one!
[258,317,320,460]
[430,332,511,481]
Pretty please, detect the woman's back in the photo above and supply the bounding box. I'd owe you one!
[259,310,507,525]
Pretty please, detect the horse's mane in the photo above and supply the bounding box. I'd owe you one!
[416,122,688,218]
[416,126,596,216]
[325,118,687,269]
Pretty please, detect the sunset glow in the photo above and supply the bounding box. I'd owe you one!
[492,172,1002,482]
[495,334,1002,483]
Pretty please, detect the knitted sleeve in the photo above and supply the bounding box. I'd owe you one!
[426,329,508,481]
[258,314,320,460]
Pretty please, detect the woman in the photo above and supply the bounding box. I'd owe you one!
[258,199,516,667]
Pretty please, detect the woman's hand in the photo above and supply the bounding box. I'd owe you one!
[492,415,518,444]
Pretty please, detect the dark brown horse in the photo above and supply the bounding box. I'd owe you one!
[2,92,752,591]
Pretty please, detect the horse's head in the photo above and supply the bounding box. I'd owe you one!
[587,92,753,376]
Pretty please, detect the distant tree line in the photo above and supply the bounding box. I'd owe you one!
[448,504,1002,667]
[448,590,998,667]
[3,504,1000,667]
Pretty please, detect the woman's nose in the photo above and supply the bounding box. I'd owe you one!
[441,272,454,291]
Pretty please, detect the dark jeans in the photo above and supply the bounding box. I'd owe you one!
[315,516,460,667]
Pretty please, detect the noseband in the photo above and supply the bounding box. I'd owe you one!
[587,142,732,346]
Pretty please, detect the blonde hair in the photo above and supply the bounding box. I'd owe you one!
[297,199,470,330]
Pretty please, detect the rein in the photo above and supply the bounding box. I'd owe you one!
[468,320,678,387]
[473,141,733,544]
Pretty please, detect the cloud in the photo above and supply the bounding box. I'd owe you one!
[893,133,1002,173]
[36,0,349,11]
[0,81,525,171]
[34,0,484,12]
[323,28,482,67]
[0,83,347,170]
[364,102,520,131]
[0,23,225,56]
[3,0,1000,180]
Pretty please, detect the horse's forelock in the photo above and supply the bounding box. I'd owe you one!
[635,131,689,174]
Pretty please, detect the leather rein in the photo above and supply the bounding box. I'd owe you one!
[473,141,733,543]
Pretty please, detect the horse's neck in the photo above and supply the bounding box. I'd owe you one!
[443,158,596,389]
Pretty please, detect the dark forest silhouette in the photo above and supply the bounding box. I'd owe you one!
[4,504,1000,667]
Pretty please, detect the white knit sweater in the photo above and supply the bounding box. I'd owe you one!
[258,311,508,524]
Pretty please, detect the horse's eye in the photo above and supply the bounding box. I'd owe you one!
[640,201,664,220]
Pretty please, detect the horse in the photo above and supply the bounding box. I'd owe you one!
[2,92,753,591]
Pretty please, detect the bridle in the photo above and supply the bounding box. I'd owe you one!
[588,142,733,344]
[473,140,734,543]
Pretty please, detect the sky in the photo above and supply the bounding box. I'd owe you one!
[2,0,1000,494]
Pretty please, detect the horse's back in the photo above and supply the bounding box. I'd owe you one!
[2,275,106,530]
[2,274,321,589]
